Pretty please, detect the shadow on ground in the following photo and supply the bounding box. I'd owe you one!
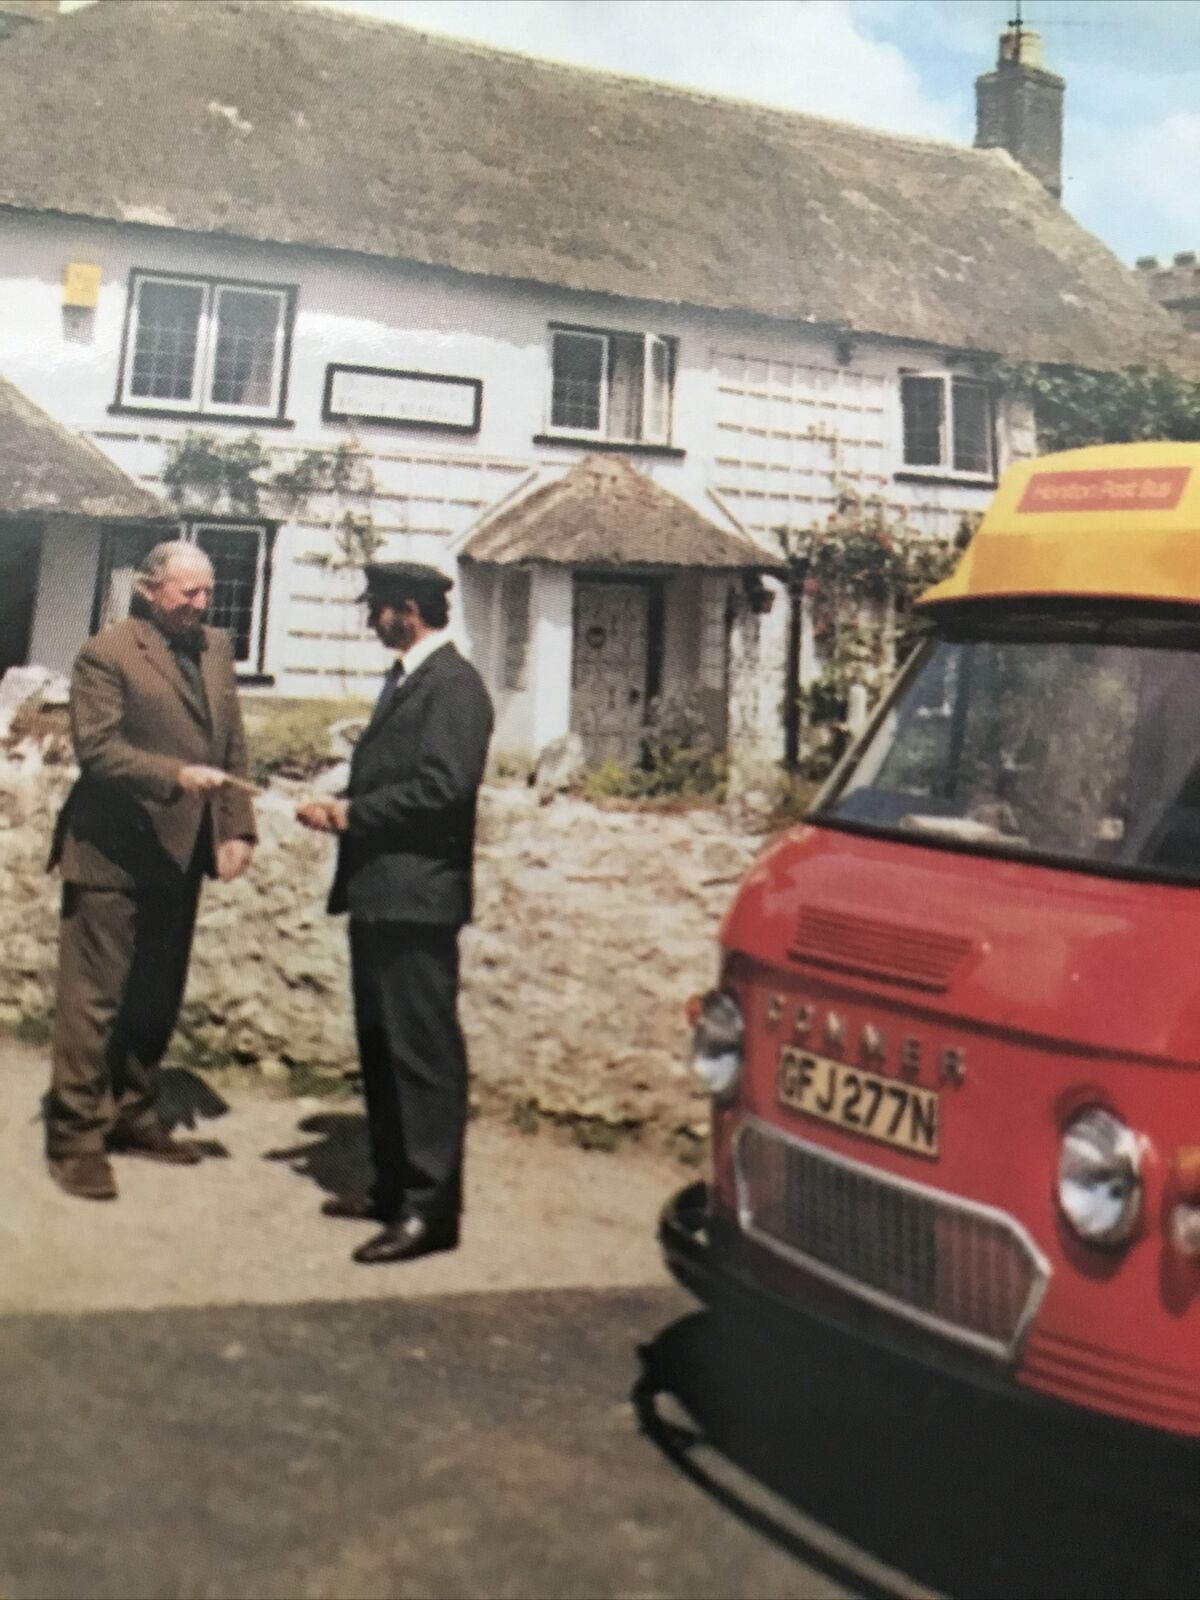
[33,1066,232,1154]
[263,1108,372,1197]
[636,1307,1200,1600]
[158,1068,231,1155]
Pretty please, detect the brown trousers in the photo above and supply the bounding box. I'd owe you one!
[46,874,202,1159]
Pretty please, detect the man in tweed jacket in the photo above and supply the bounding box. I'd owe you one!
[46,541,256,1200]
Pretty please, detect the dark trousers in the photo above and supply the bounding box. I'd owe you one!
[47,877,201,1160]
[348,920,468,1224]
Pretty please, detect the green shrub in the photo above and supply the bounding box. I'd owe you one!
[578,693,727,803]
[764,773,822,831]
[241,697,370,784]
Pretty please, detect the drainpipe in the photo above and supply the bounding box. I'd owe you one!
[784,560,807,770]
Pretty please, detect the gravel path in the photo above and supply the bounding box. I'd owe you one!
[0,1039,684,1316]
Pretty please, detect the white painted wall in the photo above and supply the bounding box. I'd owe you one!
[0,210,1020,761]
[528,566,574,754]
[27,519,100,672]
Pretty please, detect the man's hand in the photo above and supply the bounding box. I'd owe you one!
[296,798,350,834]
[216,839,255,882]
[178,764,230,795]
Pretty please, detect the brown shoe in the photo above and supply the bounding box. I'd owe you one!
[109,1124,204,1165]
[50,1152,118,1201]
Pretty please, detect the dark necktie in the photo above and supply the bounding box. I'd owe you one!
[170,635,209,721]
[372,659,404,724]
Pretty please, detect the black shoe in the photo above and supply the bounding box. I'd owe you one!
[352,1214,459,1265]
[321,1193,390,1222]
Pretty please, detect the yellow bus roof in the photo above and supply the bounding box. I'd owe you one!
[917,441,1200,610]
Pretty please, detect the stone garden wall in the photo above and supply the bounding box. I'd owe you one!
[0,748,763,1152]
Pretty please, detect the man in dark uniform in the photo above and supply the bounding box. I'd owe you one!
[297,561,493,1264]
[47,541,256,1201]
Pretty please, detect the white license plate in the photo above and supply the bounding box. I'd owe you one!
[778,1047,940,1158]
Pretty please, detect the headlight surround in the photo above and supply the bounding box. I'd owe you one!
[1056,1106,1143,1246]
[689,990,745,1100]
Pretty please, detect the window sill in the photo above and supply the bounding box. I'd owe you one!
[533,433,685,460]
[894,470,997,490]
[108,403,295,430]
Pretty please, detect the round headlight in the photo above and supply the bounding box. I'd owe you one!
[689,990,744,1100]
[1057,1106,1143,1246]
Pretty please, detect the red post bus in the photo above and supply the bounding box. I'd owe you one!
[662,441,1200,1441]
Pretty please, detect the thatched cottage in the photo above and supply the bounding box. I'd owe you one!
[0,1,1189,769]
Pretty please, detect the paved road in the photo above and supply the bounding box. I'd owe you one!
[0,1288,871,1600]
[2,1039,1195,1600]
[0,1042,875,1600]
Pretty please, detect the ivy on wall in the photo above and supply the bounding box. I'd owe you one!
[162,431,383,568]
[997,361,1200,452]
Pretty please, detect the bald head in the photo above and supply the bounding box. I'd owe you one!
[135,541,214,637]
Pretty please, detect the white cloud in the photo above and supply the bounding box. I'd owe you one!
[313,0,960,140]
[1126,113,1200,247]
[1067,110,1200,261]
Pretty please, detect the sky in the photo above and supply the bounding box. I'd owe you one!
[312,0,1200,267]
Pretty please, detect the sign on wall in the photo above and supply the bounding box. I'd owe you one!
[322,363,482,434]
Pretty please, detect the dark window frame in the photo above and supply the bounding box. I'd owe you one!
[90,518,277,678]
[111,268,297,426]
[898,371,997,484]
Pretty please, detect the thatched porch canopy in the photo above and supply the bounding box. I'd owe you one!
[460,454,778,572]
[0,373,169,523]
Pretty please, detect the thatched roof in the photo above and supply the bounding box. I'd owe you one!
[460,454,771,570]
[0,373,169,521]
[0,1,1189,371]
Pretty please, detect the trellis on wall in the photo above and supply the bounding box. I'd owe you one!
[709,348,891,541]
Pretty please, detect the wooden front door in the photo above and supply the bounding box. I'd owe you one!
[571,581,651,764]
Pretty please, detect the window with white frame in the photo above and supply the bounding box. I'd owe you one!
[118,272,294,419]
[93,521,271,671]
[900,373,995,479]
[548,327,675,444]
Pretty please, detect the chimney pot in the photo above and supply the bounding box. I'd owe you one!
[998,26,1046,70]
[1173,252,1197,268]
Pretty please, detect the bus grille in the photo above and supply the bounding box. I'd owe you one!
[733,1119,1050,1362]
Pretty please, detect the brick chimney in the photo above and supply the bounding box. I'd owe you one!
[975,24,1064,201]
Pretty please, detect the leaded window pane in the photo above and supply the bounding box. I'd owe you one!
[194,524,260,664]
[551,333,604,431]
[209,289,282,409]
[130,280,204,402]
[901,375,944,467]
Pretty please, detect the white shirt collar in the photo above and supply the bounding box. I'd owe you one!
[397,629,451,678]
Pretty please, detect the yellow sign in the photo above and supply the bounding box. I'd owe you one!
[919,440,1200,610]
[63,262,101,309]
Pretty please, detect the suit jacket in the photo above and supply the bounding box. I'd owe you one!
[329,641,494,926]
[49,616,256,890]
